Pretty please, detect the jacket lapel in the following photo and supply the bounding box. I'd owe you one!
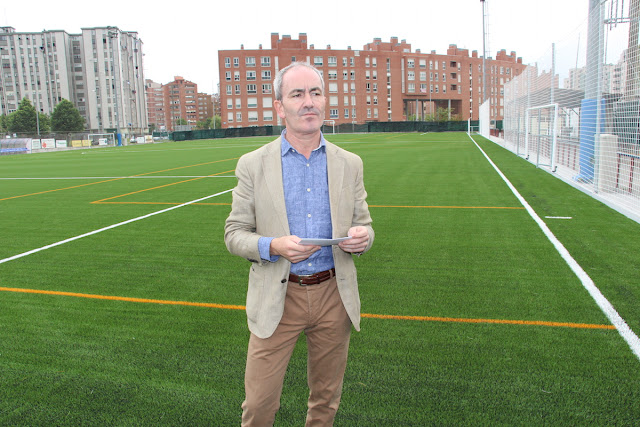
[326,141,345,237]
[262,138,290,235]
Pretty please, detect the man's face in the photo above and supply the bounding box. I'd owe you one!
[274,66,326,137]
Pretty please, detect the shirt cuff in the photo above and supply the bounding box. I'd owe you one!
[258,237,279,262]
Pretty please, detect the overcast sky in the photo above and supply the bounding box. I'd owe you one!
[2,0,628,94]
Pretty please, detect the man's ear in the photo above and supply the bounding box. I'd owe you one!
[274,99,286,119]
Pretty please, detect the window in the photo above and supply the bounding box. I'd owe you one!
[374,108,378,118]
[234,71,240,81]
[328,70,337,80]
[407,59,415,68]
[372,71,377,80]
[225,57,231,68]
[235,84,241,95]
[248,111,258,121]
[407,71,415,81]
[233,57,239,67]
[263,110,273,121]
[419,59,426,68]
[365,57,370,67]
[262,84,272,94]
[247,97,257,108]
[328,56,337,66]
[344,109,349,118]
[366,96,371,105]
[343,71,348,80]
[330,96,338,106]
[263,97,272,108]
[408,83,415,93]
[350,71,355,80]
[246,71,256,81]
[366,71,370,80]
[330,109,339,119]
[246,57,256,66]
[236,112,242,122]
[329,83,338,93]
[373,96,378,105]
[372,58,377,67]
[227,99,233,108]
[420,72,426,81]
[225,71,231,81]
[344,96,349,105]
[227,112,233,122]
[226,85,232,95]
[314,56,323,66]
[261,56,271,67]
[247,84,257,94]
[235,98,241,108]
[342,57,348,67]
[261,70,271,80]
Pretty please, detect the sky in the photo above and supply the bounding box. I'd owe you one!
[2,0,629,94]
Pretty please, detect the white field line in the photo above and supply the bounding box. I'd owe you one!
[0,189,233,266]
[467,134,640,361]
[0,176,236,180]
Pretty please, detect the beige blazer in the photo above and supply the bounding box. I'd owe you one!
[224,137,374,339]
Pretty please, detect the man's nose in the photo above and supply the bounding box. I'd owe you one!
[302,91,314,106]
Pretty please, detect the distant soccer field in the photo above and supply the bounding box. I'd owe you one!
[1,132,639,425]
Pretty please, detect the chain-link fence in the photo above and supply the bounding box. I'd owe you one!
[497,0,639,222]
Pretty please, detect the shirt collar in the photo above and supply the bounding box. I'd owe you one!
[280,129,326,157]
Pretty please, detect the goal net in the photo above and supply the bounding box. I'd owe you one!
[88,133,117,147]
[322,120,336,135]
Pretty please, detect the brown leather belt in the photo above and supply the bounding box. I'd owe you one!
[289,268,335,286]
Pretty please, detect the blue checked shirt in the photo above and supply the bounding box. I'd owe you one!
[258,130,334,275]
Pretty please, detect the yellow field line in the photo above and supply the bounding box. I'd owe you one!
[91,169,235,204]
[369,205,525,210]
[0,286,615,330]
[361,313,615,330]
[0,158,239,202]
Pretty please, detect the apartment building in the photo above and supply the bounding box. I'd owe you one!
[0,26,147,136]
[163,76,198,131]
[197,92,215,123]
[145,79,166,131]
[217,33,526,129]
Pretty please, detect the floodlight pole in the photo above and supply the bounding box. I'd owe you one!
[481,0,487,105]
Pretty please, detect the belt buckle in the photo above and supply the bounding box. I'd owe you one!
[297,274,313,286]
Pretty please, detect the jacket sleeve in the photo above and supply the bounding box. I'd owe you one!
[224,154,263,264]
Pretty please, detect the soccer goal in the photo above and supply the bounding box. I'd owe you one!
[322,120,336,135]
[525,104,558,170]
[467,118,479,135]
[88,133,117,147]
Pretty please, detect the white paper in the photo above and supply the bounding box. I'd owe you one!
[298,237,352,246]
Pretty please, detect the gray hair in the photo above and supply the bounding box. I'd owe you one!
[274,61,325,101]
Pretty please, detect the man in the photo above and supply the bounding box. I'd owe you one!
[224,61,374,426]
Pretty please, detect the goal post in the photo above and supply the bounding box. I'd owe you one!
[87,133,117,147]
[322,120,336,135]
[525,104,558,170]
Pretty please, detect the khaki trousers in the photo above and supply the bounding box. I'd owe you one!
[241,276,352,427]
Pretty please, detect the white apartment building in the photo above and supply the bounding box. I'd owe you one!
[0,26,147,137]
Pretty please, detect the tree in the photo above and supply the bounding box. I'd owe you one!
[0,114,8,134]
[51,99,85,132]
[8,98,50,134]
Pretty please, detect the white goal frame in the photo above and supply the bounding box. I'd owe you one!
[323,120,336,134]
[525,104,558,171]
[87,133,117,147]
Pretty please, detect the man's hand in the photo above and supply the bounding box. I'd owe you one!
[270,235,321,263]
[338,226,370,253]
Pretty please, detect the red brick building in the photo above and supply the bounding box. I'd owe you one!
[218,33,526,129]
[162,76,198,131]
